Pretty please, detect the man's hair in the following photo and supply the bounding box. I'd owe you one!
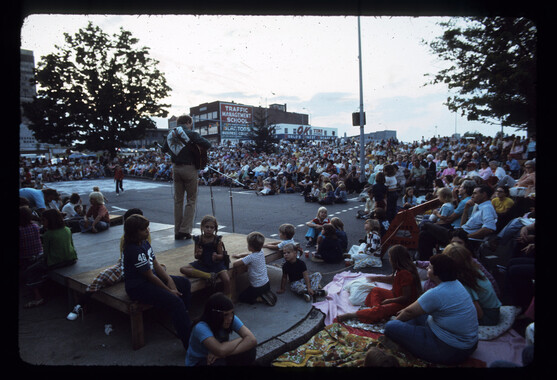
[247,231,265,251]
[476,184,494,199]
[69,193,81,204]
[43,188,60,200]
[176,115,192,126]
[461,179,476,196]
[279,223,296,239]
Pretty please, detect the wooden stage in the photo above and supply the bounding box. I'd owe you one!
[51,231,281,350]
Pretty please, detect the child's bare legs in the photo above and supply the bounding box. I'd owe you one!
[180,264,211,279]
[218,270,231,298]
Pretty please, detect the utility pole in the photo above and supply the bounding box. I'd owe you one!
[358,15,366,183]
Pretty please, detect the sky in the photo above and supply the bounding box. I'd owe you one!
[20,14,526,143]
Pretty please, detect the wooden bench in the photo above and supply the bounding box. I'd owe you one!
[63,233,281,350]
[109,214,124,226]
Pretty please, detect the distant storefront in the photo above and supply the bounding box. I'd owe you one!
[189,100,314,144]
[273,124,337,141]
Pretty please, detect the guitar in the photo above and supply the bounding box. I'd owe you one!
[191,143,208,170]
[167,127,208,170]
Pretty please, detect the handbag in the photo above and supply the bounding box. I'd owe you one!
[221,241,231,269]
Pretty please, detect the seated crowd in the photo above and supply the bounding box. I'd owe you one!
[19,131,535,366]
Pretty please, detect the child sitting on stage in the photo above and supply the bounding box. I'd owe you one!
[180,215,231,297]
[277,243,327,302]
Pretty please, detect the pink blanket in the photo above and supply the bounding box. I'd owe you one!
[313,271,528,367]
[312,271,391,325]
[471,329,527,366]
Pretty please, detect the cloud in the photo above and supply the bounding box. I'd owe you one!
[21,14,526,143]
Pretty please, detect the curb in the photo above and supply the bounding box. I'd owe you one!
[254,307,325,366]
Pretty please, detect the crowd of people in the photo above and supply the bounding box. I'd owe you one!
[19,130,536,367]
[20,133,535,195]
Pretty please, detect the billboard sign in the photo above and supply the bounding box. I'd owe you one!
[220,102,253,140]
[220,103,253,124]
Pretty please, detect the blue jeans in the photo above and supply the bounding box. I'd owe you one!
[497,218,524,242]
[126,275,192,350]
[79,219,109,233]
[385,315,477,365]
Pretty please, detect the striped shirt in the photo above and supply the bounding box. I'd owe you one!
[242,250,269,288]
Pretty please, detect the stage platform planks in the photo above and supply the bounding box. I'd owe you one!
[50,228,281,350]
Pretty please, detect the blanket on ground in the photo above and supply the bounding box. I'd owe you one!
[313,271,387,326]
[271,323,486,367]
[312,271,527,367]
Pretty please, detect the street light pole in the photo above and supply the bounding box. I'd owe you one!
[358,15,366,183]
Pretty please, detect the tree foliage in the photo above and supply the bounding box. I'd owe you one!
[23,22,171,156]
[425,17,537,135]
[247,108,279,153]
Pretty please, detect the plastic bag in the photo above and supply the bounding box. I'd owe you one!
[345,278,377,306]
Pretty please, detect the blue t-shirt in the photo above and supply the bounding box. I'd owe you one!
[464,269,502,310]
[439,202,455,217]
[418,280,478,349]
[19,188,46,210]
[451,196,471,229]
[185,315,244,366]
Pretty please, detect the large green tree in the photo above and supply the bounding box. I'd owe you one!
[425,17,537,136]
[23,22,171,157]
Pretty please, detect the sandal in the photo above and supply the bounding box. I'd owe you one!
[24,298,45,308]
[261,290,277,306]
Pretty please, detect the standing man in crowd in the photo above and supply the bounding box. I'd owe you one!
[114,164,124,196]
[162,115,212,240]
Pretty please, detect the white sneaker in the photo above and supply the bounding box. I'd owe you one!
[66,304,82,321]
[303,293,312,302]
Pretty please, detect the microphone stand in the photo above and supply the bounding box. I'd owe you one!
[206,165,244,233]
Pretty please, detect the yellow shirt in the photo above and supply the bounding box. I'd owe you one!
[492,197,514,214]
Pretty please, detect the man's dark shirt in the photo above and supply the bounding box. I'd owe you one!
[162,127,212,165]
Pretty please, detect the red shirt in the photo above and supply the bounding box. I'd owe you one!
[86,204,110,223]
[391,269,419,307]
[114,168,124,180]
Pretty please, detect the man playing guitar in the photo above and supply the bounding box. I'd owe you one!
[162,115,212,240]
